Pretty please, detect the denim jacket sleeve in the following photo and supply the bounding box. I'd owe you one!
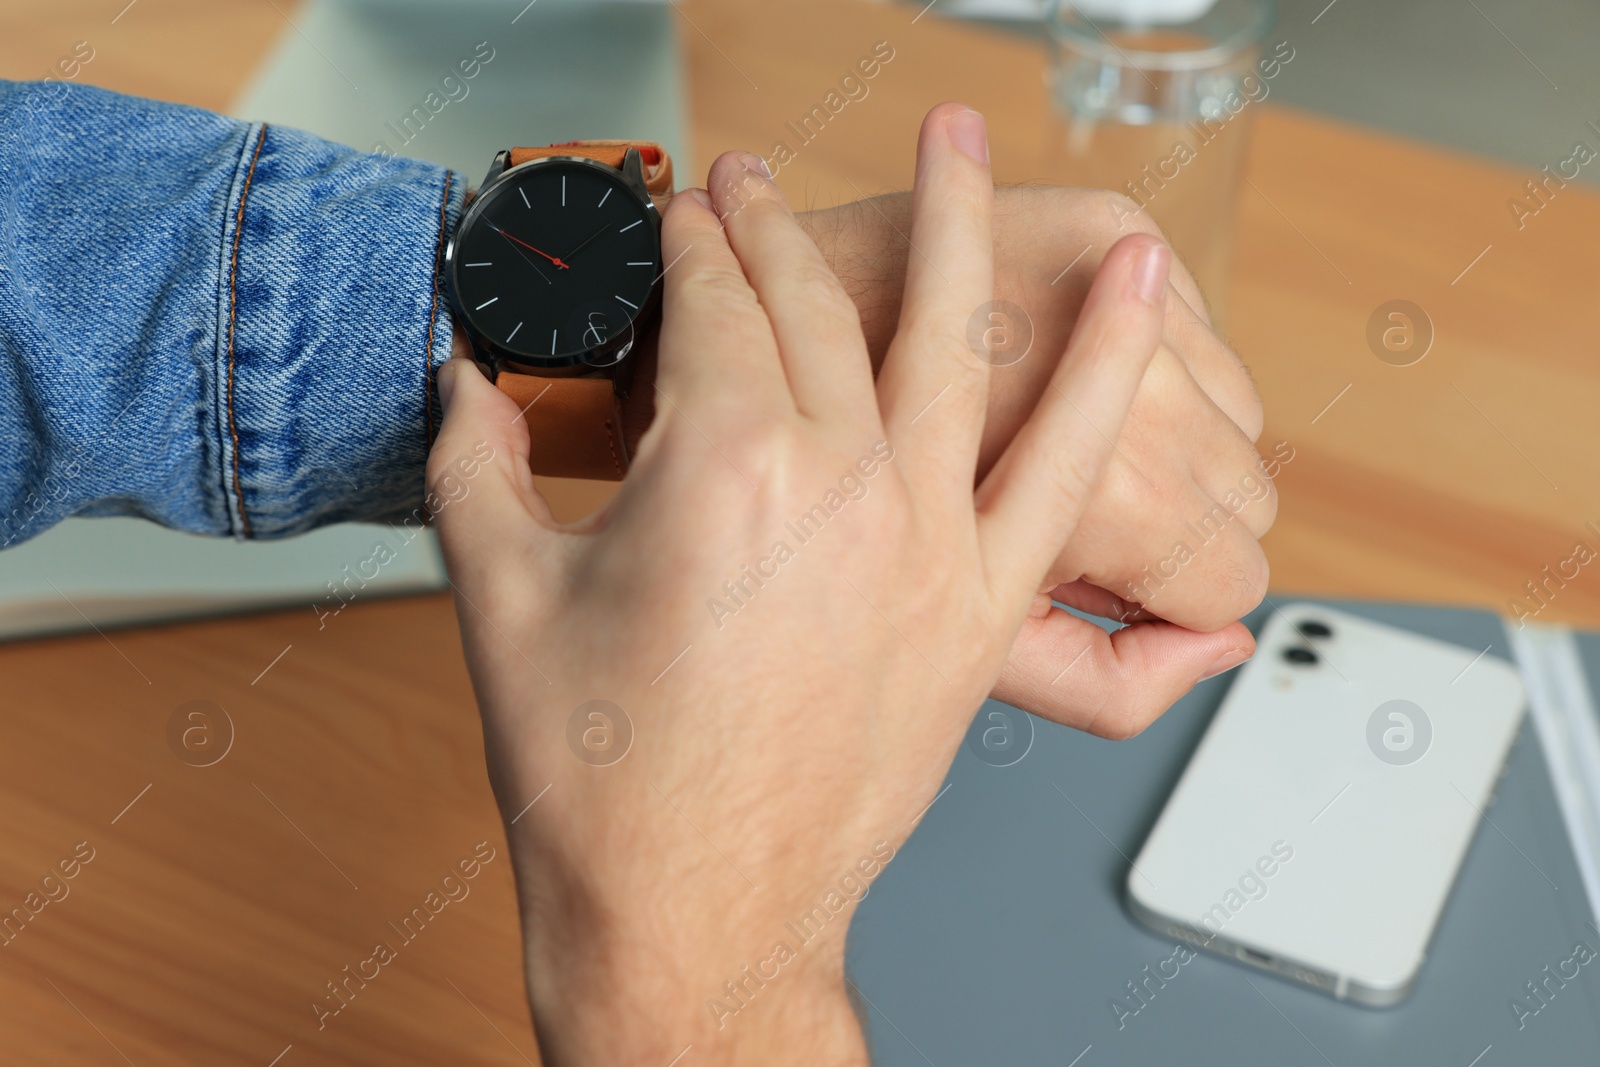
[0,79,466,547]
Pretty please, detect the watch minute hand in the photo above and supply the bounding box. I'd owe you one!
[561,223,612,263]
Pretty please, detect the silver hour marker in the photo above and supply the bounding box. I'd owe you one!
[614,295,638,309]
[519,187,530,209]
[507,321,523,342]
[561,176,566,206]
[551,328,558,353]
[464,261,493,267]
[619,219,642,232]
[475,297,499,310]
[626,261,651,266]
[597,188,612,208]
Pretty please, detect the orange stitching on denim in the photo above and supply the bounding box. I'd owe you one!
[225,123,269,539]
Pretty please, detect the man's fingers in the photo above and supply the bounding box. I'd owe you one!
[1045,580,1156,625]
[430,356,558,598]
[1163,282,1265,442]
[653,189,791,425]
[876,103,995,503]
[990,608,1254,740]
[1059,463,1273,633]
[976,233,1169,603]
[1082,515,1271,633]
[1174,396,1279,542]
[706,151,877,425]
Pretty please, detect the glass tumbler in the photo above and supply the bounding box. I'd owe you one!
[1046,0,1279,325]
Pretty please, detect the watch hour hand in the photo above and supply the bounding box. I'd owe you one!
[488,223,562,283]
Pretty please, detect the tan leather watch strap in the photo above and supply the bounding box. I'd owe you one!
[507,140,674,199]
[496,374,629,481]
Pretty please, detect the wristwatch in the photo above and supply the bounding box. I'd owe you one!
[444,140,674,480]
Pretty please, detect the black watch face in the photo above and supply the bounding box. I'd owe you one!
[449,158,661,368]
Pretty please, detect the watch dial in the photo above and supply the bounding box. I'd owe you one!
[450,159,660,367]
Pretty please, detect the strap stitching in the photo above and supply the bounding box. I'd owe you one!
[225,123,269,539]
[604,415,625,479]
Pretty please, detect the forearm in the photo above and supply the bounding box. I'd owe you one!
[0,80,462,547]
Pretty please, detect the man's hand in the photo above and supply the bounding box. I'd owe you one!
[797,186,1273,738]
[432,103,1175,1066]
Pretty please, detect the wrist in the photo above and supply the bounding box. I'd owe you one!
[796,194,908,371]
[517,856,869,1066]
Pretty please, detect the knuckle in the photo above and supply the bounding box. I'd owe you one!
[930,177,992,222]
[1101,456,1169,524]
[789,261,856,315]
[716,414,783,458]
[1093,695,1163,741]
[1095,191,1163,238]
[1040,444,1107,505]
[1233,547,1271,609]
[424,447,463,496]
[1195,545,1268,623]
[697,413,802,486]
[676,266,758,310]
[723,186,783,226]
[898,316,985,373]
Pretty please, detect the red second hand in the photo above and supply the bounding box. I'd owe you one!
[491,224,569,269]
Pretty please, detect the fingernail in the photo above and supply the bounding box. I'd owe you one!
[685,187,712,209]
[946,108,988,165]
[437,359,460,410]
[1200,647,1251,681]
[739,152,771,179]
[1133,243,1170,305]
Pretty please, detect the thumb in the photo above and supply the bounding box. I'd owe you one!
[429,356,556,591]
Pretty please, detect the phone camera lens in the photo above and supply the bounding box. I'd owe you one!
[1283,647,1319,665]
[1296,620,1333,639]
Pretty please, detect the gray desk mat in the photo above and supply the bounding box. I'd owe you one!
[849,598,1600,1065]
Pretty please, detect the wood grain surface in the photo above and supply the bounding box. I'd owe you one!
[1,0,1598,1062]
[0,593,532,1065]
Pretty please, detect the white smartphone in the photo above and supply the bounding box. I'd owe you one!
[1126,603,1526,1006]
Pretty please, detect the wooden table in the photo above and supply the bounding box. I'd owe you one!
[3,1,1599,1063]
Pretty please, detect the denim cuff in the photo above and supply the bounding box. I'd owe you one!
[219,122,465,539]
[0,80,463,546]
